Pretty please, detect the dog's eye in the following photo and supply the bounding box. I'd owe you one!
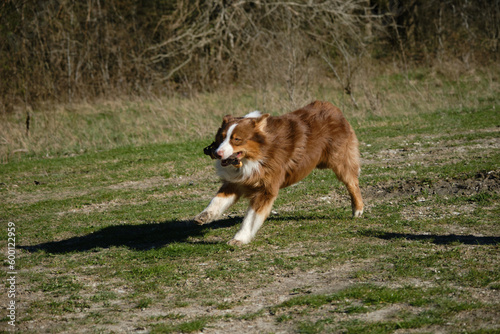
[233,137,242,145]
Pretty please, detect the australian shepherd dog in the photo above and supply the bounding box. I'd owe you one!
[195,101,364,245]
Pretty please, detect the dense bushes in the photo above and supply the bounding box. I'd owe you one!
[1,0,498,110]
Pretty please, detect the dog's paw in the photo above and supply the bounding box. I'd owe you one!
[353,209,364,218]
[194,212,211,225]
[227,239,244,246]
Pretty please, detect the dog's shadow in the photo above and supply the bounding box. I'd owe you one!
[361,230,500,246]
[20,217,499,254]
[20,213,338,254]
[20,218,241,254]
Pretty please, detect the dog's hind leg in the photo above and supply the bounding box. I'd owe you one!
[344,177,364,218]
[333,166,364,218]
[194,182,241,225]
[330,138,364,218]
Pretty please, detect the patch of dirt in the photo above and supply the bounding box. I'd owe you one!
[362,170,500,202]
[399,202,477,222]
[364,305,402,322]
[56,199,150,215]
[107,176,169,190]
[18,261,368,334]
[185,262,366,334]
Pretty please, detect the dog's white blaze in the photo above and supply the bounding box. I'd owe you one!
[216,123,237,159]
[232,207,266,244]
[244,110,262,118]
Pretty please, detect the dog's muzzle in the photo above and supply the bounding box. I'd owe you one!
[203,142,242,168]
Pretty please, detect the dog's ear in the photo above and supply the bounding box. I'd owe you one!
[222,115,234,124]
[253,113,270,131]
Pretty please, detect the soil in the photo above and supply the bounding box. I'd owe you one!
[362,170,500,201]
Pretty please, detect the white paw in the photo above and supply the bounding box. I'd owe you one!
[194,211,212,225]
[353,209,364,218]
[227,239,244,246]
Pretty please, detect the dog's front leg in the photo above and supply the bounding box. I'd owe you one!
[228,190,277,246]
[195,183,241,225]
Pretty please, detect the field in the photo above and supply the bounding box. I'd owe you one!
[1,67,499,333]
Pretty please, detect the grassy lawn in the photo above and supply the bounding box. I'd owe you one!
[1,68,499,333]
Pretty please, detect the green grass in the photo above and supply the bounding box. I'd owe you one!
[1,69,499,333]
[150,317,211,334]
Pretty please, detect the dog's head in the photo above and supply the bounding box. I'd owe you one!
[204,112,270,168]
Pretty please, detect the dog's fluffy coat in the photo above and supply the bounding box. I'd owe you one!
[195,101,364,245]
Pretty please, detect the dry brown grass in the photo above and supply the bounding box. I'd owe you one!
[1,61,498,163]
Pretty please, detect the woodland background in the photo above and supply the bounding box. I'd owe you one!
[1,0,499,111]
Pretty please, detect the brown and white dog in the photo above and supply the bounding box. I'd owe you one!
[195,101,364,245]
